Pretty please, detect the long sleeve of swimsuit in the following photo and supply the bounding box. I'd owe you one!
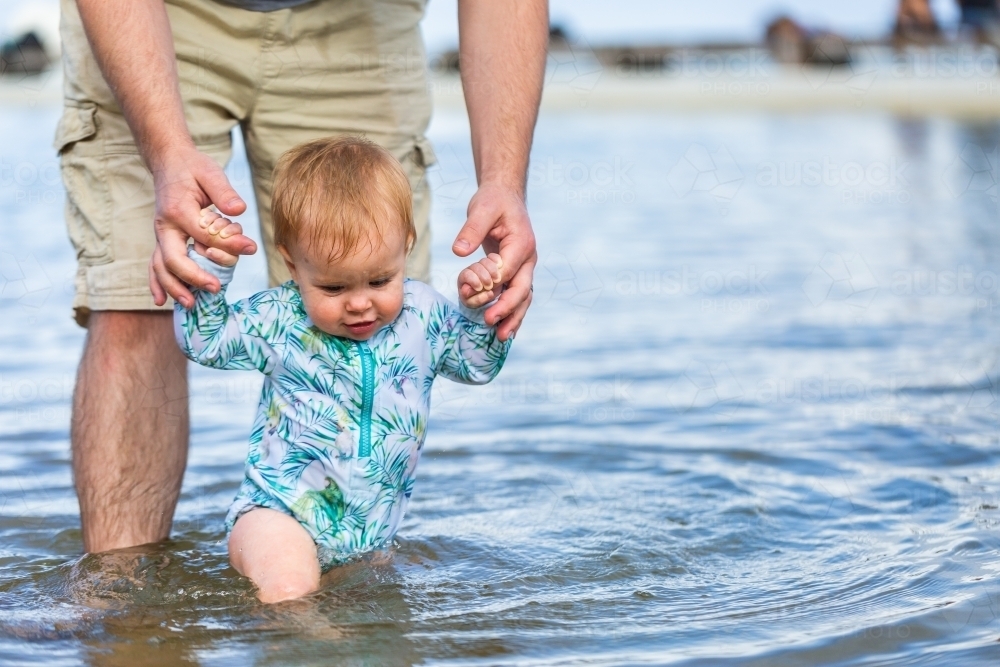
[173,248,278,374]
[408,281,512,385]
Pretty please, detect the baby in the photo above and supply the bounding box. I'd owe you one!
[174,137,510,602]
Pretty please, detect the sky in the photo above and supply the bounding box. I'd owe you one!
[1,0,964,55]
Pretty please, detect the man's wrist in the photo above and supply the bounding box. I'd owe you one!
[476,174,526,200]
[147,135,199,177]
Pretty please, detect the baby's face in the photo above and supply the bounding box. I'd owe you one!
[280,228,407,340]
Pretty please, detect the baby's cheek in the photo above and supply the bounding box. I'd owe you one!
[304,293,342,331]
[378,287,405,322]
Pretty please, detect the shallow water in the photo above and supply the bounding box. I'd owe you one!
[1,100,999,665]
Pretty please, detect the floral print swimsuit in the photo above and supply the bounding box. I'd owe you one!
[174,252,510,567]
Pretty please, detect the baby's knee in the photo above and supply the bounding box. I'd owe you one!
[257,571,321,604]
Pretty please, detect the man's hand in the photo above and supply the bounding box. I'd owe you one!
[456,0,546,341]
[148,148,257,308]
[453,183,535,339]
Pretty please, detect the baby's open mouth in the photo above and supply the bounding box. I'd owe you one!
[345,320,376,333]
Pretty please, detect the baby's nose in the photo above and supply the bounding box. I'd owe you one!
[346,294,371,312]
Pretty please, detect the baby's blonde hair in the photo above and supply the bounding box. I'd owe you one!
[272,136,415,261]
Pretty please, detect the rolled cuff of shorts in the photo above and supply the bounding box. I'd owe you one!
[72,260,173,328]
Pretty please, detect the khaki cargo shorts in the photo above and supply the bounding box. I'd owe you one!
[56,0,436,327]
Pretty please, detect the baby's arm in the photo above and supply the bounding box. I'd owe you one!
[173,239,267,372]
[424,274,512,385]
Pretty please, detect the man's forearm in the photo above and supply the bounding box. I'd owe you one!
[458,0,548,196]
[76,0,194,173]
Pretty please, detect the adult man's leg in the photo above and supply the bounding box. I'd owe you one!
[72,312,188,551]
[59,0,251,551]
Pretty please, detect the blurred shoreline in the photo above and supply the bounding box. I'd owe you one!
[5,44,1000,118]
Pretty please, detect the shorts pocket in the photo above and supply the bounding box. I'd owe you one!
[53,104,98,154]
[56,104,114,265]
[412,135,437,169]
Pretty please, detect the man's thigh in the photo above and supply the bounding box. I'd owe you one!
[57,0,255,326]
[241,0,436,285]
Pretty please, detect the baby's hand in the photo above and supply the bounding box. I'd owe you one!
[458,253,504,309]
[194,207,242,267]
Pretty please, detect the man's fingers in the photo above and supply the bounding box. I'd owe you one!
[199,166,246,217]
[484,258,534,327]
[163,251,220,295]
[157,261,197,309]
[206,247,240,267]
[150,244,197,308]
[453,196,498,257]
[200,230,258,256]
[494,225,534,287]
[495,287,532,341]
[159,227,219,295]
[149,248,168,307]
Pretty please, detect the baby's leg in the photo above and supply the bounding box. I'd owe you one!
[228,507,321,603]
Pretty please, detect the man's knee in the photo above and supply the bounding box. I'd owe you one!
[85,311,181,359]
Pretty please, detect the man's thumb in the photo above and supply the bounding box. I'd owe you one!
[201,168,246,217]
[453,206,492,257]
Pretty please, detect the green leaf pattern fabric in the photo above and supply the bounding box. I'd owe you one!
[174,250,510,566]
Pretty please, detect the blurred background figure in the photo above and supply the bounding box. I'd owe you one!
[893,0,941,44]
[765,16,851,65]
[956,0,1000,42]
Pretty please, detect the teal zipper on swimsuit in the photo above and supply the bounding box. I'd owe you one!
[356,341,375,458]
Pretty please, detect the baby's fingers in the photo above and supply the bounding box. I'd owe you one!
[483,253,504,284]
[200,207,241,238]
[459,266,485,292]
[464,287,500,308]
[476,262,500,290]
